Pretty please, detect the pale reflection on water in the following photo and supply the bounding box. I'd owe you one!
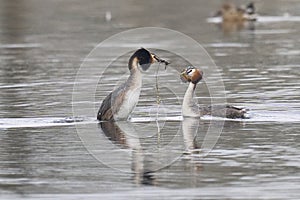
[0,0,300,199]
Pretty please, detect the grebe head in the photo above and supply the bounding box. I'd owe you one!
[128,48,169,71]
[246,2,255,15]
[180,66,203,84]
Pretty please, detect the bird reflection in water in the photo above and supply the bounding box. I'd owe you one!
[181,117,203,172]
[99,118,210,183]
[99,121,156,185]
[217,20,255,34]
[182,118,201,153]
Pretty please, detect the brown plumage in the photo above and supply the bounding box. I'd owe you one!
[100,121,128,147]
[215,2,257,22]
[98,91,123,121]
[200,105,247,119]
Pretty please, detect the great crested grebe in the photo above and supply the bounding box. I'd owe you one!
[97,48,169,121]
[215,2,257,22]
[180,66,249,119]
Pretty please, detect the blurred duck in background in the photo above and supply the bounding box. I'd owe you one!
[213,2,257,33]
[215,2,257,22]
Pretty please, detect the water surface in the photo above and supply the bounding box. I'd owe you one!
[0,0,299,199]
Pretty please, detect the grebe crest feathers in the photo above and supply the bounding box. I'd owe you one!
[128,48,153,71]
[128,48,170,71]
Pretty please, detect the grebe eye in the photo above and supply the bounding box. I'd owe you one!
[186,69,194,75]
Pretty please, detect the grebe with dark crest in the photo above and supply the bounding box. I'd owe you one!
[97,48,169,121]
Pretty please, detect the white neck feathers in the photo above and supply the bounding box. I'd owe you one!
[182,82,200,117]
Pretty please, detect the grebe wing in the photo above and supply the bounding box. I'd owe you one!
[200,105,248,119]
[97,86,126,121]
[97,92,114,121]
[224,105,248,119]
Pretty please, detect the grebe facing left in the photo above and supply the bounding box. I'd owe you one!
[180,66,249,119]
[97,48,169,121]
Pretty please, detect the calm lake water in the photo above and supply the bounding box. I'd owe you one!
[0,0,300,199]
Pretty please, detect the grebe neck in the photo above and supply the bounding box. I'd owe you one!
[113,65,142,120]
[126,66,142,89]
[182,82,200,117]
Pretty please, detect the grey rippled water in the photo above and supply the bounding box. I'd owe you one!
[0,0,299,199]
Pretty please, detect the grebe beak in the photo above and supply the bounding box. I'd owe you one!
[180,70,189,83]
[151,53,170,69]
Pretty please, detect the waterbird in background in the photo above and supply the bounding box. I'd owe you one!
[180,66,249,119]
[214,2,257,22]
[97,48,169,121]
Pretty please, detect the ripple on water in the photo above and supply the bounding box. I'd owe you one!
[0,117,95,129]
[207,15,300,24]
[0,43,42,49]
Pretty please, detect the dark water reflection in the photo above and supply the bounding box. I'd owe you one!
[0,0,300,199]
